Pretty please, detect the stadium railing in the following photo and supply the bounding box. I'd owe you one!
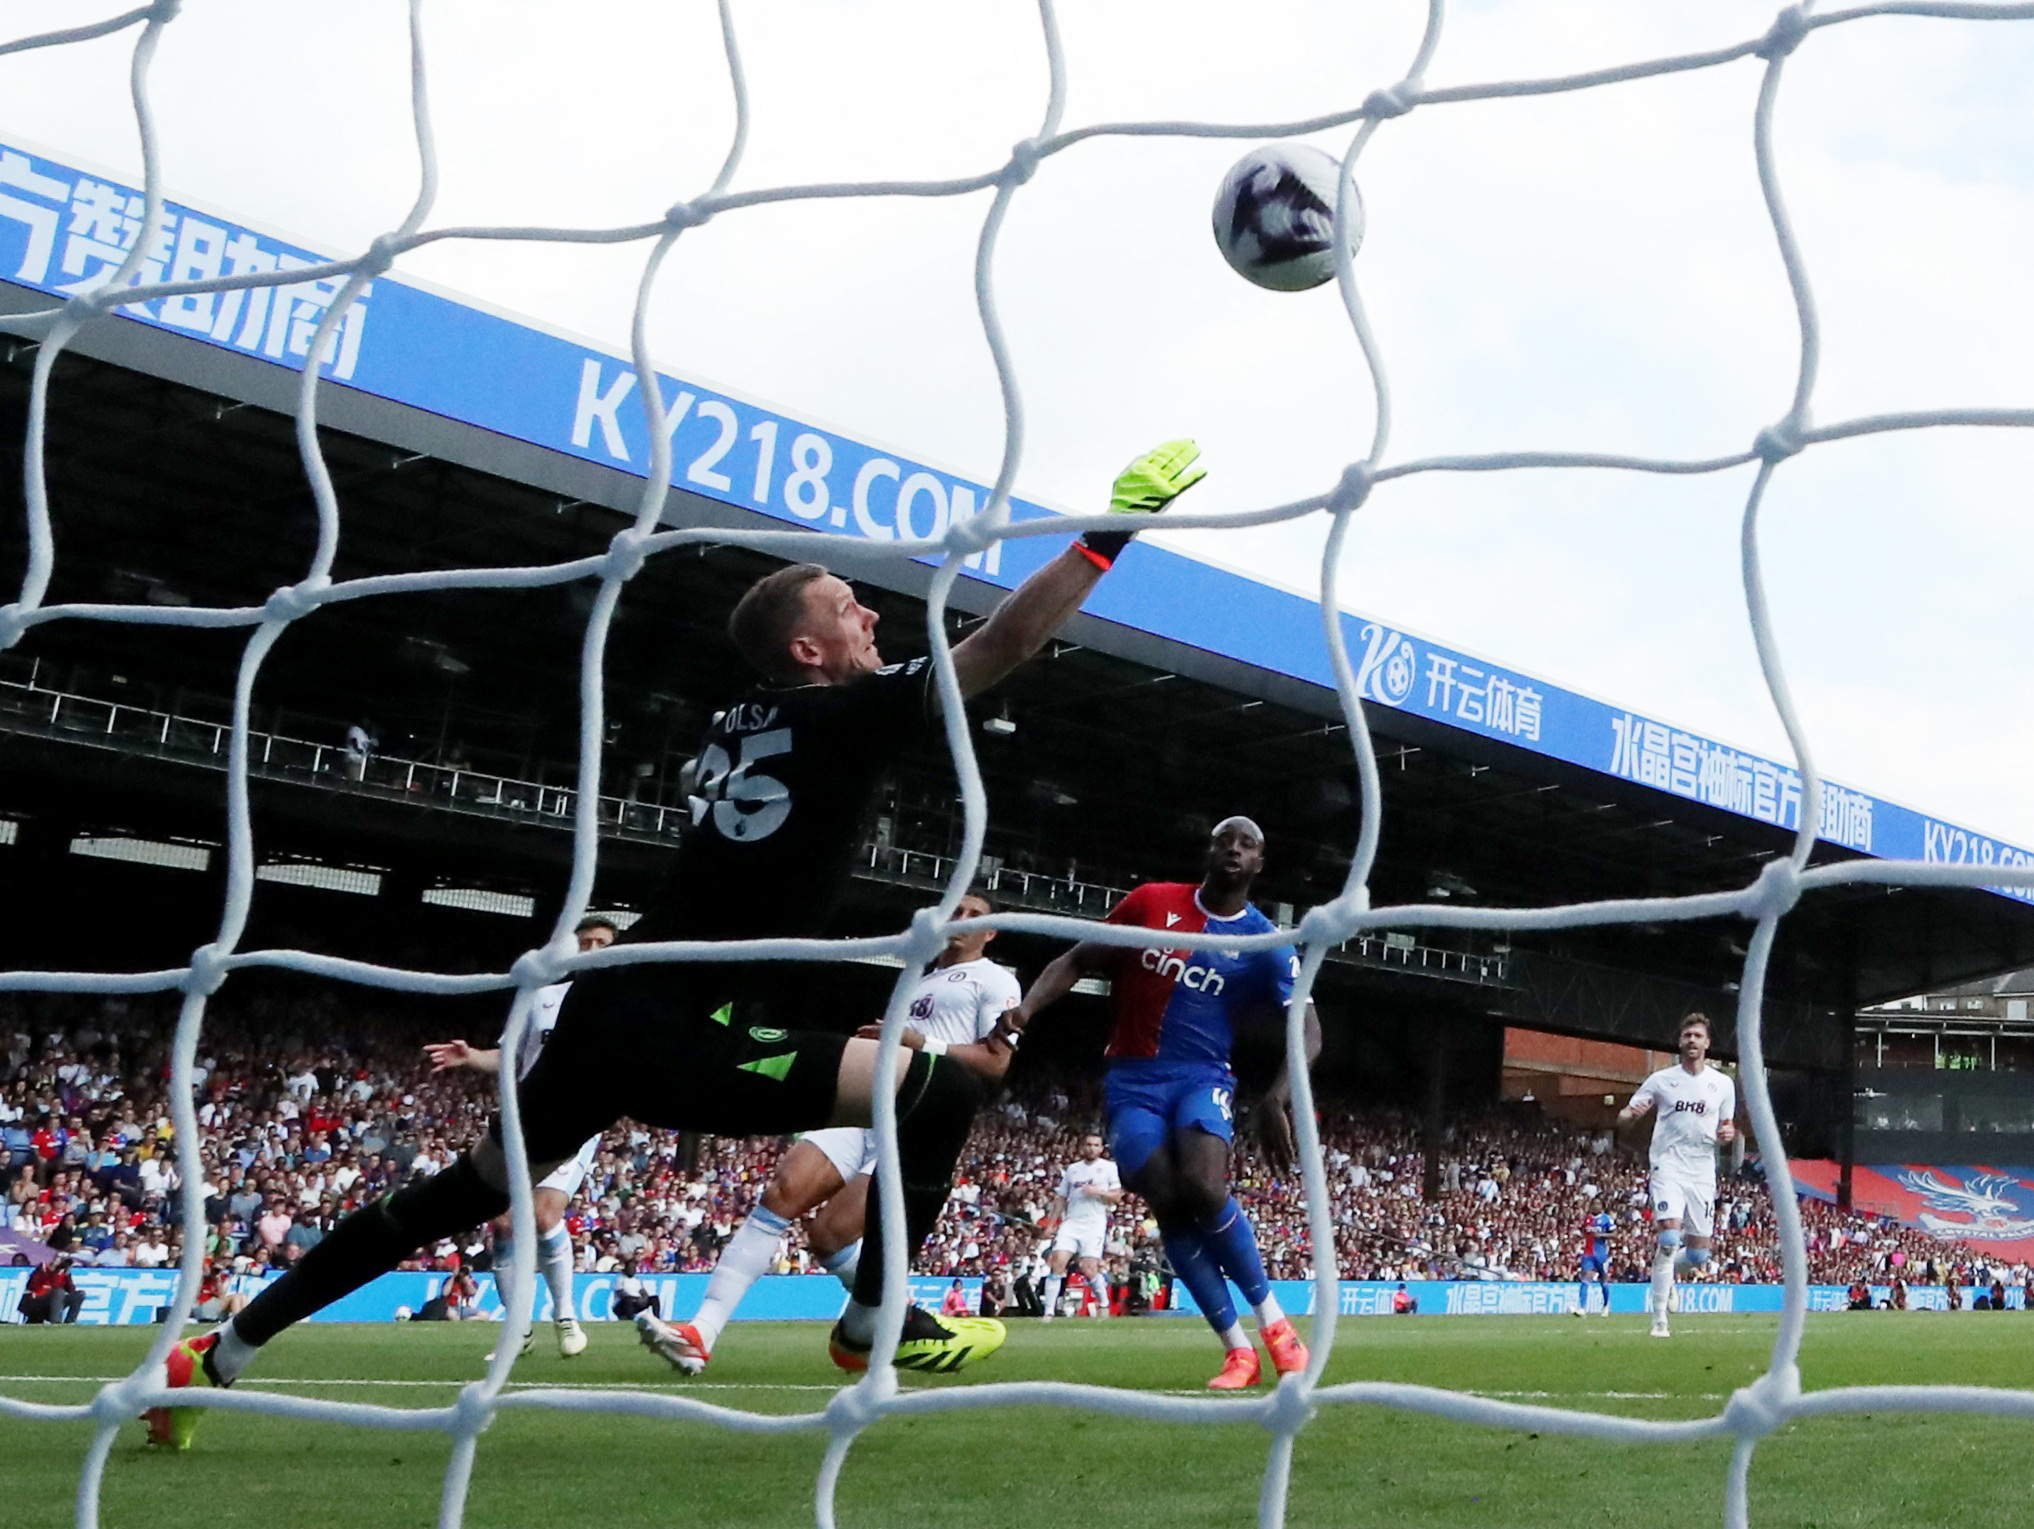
[5,662,1517,987]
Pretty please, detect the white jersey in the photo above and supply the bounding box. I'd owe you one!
[798,958,1019,1185]
[509,983,601,1195]
[1628,1063,1735,1187]
[513,981,573,1082]
[1056,1157,1122,1227]
[906,955,1021,1049]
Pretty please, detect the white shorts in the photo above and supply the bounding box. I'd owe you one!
[1651,1172,1716,1239]
[537,1135,601,1199]
[801,1126,878,1183]
[1051,1217,1108,1262]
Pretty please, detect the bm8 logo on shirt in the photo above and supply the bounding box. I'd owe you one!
[1671,1100,1709,1115]
[908,995,934,1020]
[1141,948,1226,994]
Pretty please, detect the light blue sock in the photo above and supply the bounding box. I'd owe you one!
[492,1231,521,1325]
[693,1204,791,1349]
[819,1240,860,1290]
[539,1222,576,1322]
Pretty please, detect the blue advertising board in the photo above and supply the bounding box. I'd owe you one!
[3,1267,1984,1326]
[3,137,2030,899]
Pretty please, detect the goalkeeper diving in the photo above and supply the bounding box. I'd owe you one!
[144,439,1207,1445]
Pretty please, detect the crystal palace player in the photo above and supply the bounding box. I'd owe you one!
[1618,1011,1736,1339]
[143,441,1208,1448]
[1014,817,1320,1390]
[1573,1210,1615,1317]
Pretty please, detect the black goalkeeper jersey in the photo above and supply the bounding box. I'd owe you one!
[626,657,937,948]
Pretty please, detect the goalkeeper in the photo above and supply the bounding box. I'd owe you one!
[145,441,1206,1447]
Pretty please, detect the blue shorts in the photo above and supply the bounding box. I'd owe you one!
[1579,1255,1608,1278]
[1104,1061,1237,1178]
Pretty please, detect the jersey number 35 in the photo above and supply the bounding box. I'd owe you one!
[691,729,792,841]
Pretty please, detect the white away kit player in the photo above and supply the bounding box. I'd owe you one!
[423,915,619,1359]
[1619,1011,1737,1338]
[640,891,1022,1374]
[1041,1132,1122,1319]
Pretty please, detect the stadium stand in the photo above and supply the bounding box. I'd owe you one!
[6,988,2024,1311]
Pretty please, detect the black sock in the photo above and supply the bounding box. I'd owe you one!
[233,1155,509,1348]
[850,1053,982,1311]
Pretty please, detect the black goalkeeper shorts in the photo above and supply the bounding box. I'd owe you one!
[492,964,848,1166]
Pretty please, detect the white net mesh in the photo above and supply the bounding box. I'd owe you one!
[6,2,2034,1527]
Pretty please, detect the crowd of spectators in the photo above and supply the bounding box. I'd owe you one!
[5,991,2027,1308]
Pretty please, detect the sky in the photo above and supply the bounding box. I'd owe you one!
[5,0,2034,846]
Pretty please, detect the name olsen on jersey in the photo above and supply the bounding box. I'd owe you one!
[715,701,781,735]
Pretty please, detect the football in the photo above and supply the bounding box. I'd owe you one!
[1210,142,1364,292]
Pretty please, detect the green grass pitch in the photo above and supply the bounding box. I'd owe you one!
[1,1313,2026,1527]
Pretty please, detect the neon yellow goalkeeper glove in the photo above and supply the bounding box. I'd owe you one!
[1077,438,1206,569]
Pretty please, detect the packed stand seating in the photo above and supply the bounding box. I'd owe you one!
[5,992,2026,1303]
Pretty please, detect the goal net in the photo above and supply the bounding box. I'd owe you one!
[5,4,2034,1528]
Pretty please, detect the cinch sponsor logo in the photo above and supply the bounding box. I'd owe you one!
[1141,947,1225,994]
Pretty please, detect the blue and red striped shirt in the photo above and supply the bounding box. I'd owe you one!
[1583,1212,1614,1260]
[1101,883,1299,1068]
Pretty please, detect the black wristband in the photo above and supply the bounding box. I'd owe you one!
[1078,527,1134,564]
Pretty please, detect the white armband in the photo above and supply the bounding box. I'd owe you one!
[921,1037,949,1057]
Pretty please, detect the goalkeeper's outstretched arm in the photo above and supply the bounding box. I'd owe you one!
[949,440,1204,700]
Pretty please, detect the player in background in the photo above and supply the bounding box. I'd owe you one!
[1572,1210,1615,1317]
[1040,1133,1122,1321]
[145,440,1208,1447]
[639,891,1020,1374]
[1014,817,1321,1389]
[1618,1012,1736,1339]
[422,914,618,1361]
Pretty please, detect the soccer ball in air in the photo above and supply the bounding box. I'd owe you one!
[1210,143,1364,292]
